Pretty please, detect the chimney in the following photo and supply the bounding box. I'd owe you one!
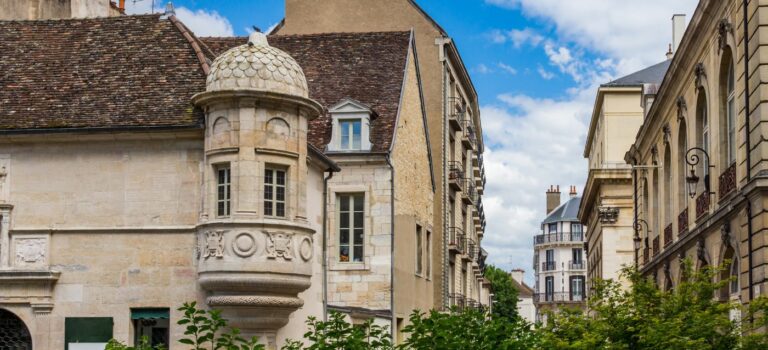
[668,14,686,58]
[546,185,561,215]
[569,186,578,198]
[509,269,525,284]
[119,0,125,11]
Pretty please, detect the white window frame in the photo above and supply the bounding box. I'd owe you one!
[264,167,287,218]
[416,224,423,276]
[425,229,432,280]
[338,193,365,263]
[327,98,372,152]
[339,119,362,150]
[216,165,231,217]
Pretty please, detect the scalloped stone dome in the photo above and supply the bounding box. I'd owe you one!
[206,31,309,98]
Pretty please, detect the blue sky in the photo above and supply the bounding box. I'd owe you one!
[128,0,700,284]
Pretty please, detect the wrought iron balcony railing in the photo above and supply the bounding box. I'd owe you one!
[678,208,689,236]
[449,293,466,310]
[448,161,465,191]
[664,224,673,248]
[534,292,586,303]
[719,163,737,199]
[533,232,584,245]
[449,228,466,254]
[652,236,660,257]
[541,261,556,271]
[447,97,466,131]
[568,260,585,270]
[696,192,710,219]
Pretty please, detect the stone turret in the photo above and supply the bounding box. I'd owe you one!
[191,30,322,348]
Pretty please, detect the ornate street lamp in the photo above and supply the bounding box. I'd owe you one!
[685,147,714,199]
[634,219,651,267]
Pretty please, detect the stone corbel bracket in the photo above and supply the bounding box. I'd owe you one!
[0,269,61,314]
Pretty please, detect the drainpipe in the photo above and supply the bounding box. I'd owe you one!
[743,0,754,302]
[386,154,396,338]
[322,169,335,322]
[632,156,639,268]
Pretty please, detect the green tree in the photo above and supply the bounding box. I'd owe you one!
[282,312,392,350]
[484,264,521,321]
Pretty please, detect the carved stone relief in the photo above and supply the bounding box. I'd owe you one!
[0,155,9,203]
[299,237,313,261]
[203,230,224,259]
[14,237,46,267]
[717,19,733,51]
[598,206,619,224]
[265,231,294,260]
[232,232,258,257]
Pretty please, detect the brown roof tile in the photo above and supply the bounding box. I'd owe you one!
[0,15,209,131]
[203,32,411,152]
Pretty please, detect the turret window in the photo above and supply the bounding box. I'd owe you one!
[264,168,286,217]
[216,165,231,217]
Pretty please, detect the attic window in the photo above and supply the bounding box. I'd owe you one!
[328,98,372,152]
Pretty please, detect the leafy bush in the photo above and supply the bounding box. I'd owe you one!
[282,312,392,350]
[176,301,265,350]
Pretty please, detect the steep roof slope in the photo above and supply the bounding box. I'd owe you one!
[0,14,212,132]
[543,196,582,225]
[203,32,412,152]
[603,60,671,87]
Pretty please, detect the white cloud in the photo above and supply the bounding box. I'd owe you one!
[475,64,493,74]
[536,65,555,80]
[497,62,517,75]
[487,27,544,48]
[480,0,699,284]
[125,1,234,37]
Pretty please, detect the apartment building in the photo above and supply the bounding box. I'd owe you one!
[273,0,489,317]
[626,0,768,310]
[533,186,586,321]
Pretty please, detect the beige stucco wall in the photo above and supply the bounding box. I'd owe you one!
[0,0,115,20]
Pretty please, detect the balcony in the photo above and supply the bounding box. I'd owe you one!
[462,120,477,150]
[463,179,477,204]
[568,260,585,270]
[678,208,689,236]
[467,238,477,260]
[663,224,673,248]
[449,293,466,311]
[534,292,586,304]
[719,163,736,199]
[541,261,556,271]
[533,232,584,245]
[447,97,466,131]
[448,227,465,254]
[643,246,650,264]
[448,161,465,191]
[652,236,660,257]
[696,192,710,219]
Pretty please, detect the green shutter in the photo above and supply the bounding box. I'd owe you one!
[64,317,113,350]
[130,308,170,320]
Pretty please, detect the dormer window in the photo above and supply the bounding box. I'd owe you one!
[328,98,372,152]
[339,119,362,150]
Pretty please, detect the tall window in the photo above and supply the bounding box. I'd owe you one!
[572,248,583,264]
[730,257,739,295]
[426,230,432,278]
[339,119,362,150]
[545,276,554,301]
[696,90,710,194]
[571,223,582,240]
[548,223,557,234]
[663,146,672,226]
[415,224,423,275]
[264,168,286,217]
[571,276,585,301]
[678,120,688,209]
[216,165,231,217]
[726,61,736,165]
[338,194,364,262]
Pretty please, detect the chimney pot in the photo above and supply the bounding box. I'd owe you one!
[546,186,561,215]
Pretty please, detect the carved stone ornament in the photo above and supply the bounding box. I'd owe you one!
[676,96,687,121]
[232,232,258,258]
[203,230,224,259]
[717,19,733,51]
[697,238,709,264]
[721,221,731,244]
[299,237,313,261]
[678,251,686,263]
[15,238,46,266]
[265,231,294,260]
[662,123,671,144]
[597,206,619,224]
[664,261,671,277]
[694,63,706,88]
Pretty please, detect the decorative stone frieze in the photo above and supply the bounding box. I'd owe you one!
[597,206,619,224]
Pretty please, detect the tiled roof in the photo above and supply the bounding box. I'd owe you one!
[603,60,671,87]
[0,15,211,132]
[203,31,412,152]
[543,196,582,225]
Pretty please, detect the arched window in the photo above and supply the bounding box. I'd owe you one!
[730,257,740,295]
[721,246,740,300]
[720,50,736,166]
[695,90,710,195]
[652,167,660,236]
[678,121,688,212]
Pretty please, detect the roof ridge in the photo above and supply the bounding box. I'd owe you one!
[168,15,211,75]
[0,13,161,23]
[272,31,411,39]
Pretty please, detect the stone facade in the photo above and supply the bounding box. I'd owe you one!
[626,0,768,308]
[0,0,122,20]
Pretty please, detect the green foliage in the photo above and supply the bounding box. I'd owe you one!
[399,307,537,350]
[282,312,392,350]
[176,301,265,350]
[484,264,521,321]
[536,261,768,350]
[106,336,166,350]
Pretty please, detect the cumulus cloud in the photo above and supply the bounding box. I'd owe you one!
[487,27,544,48]
[480,0,699,283]
[125,1,234,37]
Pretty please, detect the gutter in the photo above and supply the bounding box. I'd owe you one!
[742,0,754,303]
[322,168,336,322]
[385,154,396,338]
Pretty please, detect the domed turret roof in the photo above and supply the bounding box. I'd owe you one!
[206,31,308,98]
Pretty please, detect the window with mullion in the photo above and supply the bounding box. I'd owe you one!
[264,168,286,217]
[340,119,362,150]
[339,193,365,262]
[216,166,231,217]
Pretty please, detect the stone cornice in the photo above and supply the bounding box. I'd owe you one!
[579,167,632,222]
